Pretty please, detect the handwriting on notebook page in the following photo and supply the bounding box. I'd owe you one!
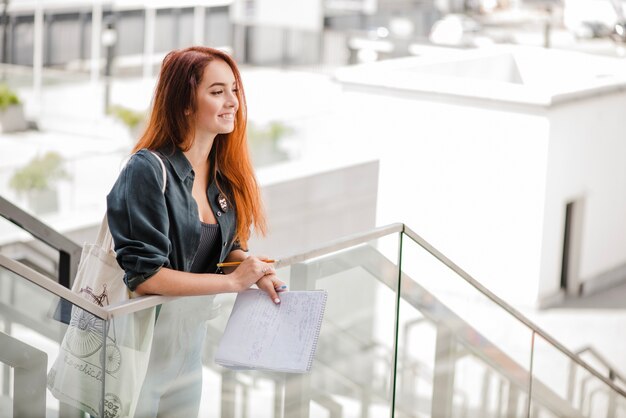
[215,289,327,373]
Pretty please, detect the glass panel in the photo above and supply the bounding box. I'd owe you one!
[397,233,533,417]
[0,263,106,417]
[179,234,401,418]
[0,215,60,278]
[104,303,158,418]
[531,333,623,418]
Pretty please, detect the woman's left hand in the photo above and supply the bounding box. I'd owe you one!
[255,266,287,304]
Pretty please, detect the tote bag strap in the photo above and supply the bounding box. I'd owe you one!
[147,150,167,194]
[100,150,168,250]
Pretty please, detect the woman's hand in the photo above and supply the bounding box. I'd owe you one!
[227,256,267,291]
[225,257,273,288]
[256,272,286,305]
[227,256,286,304]
[251,255,286,303]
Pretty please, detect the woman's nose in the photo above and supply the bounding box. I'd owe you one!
[226,95,238,109]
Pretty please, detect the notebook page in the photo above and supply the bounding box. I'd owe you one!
[215,289,327,373]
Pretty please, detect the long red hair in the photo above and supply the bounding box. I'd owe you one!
[133,46,266,247]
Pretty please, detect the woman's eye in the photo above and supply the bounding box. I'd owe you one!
[232,88,239,93]
[211,90,224,95]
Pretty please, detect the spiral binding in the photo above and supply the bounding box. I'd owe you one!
[306,290,328,372]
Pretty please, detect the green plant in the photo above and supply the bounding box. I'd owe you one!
[248,121,294,144]
[109,105,145,129]
[247,121,293,166]
[0,84,21,111]
[9,152,70,193]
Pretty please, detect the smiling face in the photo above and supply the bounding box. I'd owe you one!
[193,59,239,137]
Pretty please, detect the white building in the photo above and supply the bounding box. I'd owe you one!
[334,45,626,307]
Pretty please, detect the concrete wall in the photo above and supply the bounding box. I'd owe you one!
[0,159,379,279]
[334,47,626,307]
[337,86,550,306]
[538,91,626,299]
[335,82,626,307]
[251,159,379,257]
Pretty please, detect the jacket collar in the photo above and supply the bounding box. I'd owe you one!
[158,145,193,181]
[157,144,224,183]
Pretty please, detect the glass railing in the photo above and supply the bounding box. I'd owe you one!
[0,196,83,289]
[1,223,625,417]
[400,226,626,418]
[398,233,534,417]
[0,254,107,417]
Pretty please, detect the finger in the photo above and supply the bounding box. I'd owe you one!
[258,277,280,304]
[272,278,288,292]
[258,266,271,278]
[258,265,276,279]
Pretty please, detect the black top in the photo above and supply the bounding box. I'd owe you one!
[190,222,222,274]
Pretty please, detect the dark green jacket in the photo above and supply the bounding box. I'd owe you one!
[107,146,241,291]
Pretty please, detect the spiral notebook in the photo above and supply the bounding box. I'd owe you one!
[215,289,327,373]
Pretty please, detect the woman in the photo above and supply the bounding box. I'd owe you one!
[107,46,284,417]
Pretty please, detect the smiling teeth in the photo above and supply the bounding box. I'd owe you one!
[219,114,234,120]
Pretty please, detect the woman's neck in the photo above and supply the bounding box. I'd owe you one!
[184,133,216,169]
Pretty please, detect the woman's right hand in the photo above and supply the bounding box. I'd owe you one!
[227,256,273,292]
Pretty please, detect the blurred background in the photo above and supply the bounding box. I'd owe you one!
[2,0,626,416]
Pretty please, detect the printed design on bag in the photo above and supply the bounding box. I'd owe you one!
[62,353,104,382]
[105,343,122,374]
[64,285,112,358]
[65,310,123,376]
[104,392,123,418]
[65,309,105,358]
[80,284,110,307]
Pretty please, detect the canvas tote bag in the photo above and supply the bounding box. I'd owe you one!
[47,151,166,418]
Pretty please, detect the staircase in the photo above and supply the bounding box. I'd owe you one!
[1,201,625,417]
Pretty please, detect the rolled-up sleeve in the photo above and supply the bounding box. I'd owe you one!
[107,151,170,291]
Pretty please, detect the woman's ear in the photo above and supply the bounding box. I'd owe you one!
[184,109,191,116]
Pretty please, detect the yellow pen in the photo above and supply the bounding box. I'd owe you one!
[216,259,276,268]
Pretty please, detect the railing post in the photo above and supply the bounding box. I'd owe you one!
[567,357,577,403]
[283,262,313,418]
[59,250,71,289]
[274,378,285,418]
[284,373,311,418]
[431,327,456,417]
[0,332,47,418]
[480,369,491,416]
[507,383,521,417]
[220,370,237,418]
[608,388,617,418]
[0,196,82,288]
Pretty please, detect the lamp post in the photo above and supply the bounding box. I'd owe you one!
[101,16,117,114]
[1,0,9,66]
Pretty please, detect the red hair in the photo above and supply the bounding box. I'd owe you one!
[133,46,266,247]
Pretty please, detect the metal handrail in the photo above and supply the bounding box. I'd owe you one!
[0,253,108,319]
[0,196,82,287]
[2,220,625,401]
[0,223,404,319]
[274,223,404,267]
[402,224,626,399]
[106,223,404,317]
[576,345,626,385]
